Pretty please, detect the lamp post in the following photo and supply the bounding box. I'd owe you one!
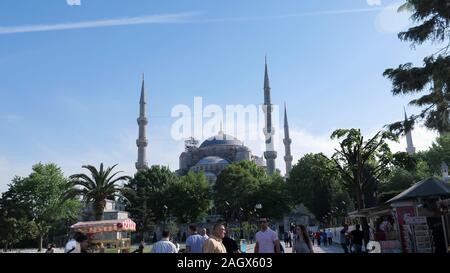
[224,201,231,223]
[162,205,168,235]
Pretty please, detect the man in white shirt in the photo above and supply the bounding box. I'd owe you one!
[65,232,88,253]
[152,231,178,253]
[186,224,205,253]
[327,229,333,245]
[254,218,280,253]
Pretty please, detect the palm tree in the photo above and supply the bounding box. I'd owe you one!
[67,163,131,220]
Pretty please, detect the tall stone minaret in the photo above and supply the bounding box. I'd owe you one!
[404,108,416,155]
[263,57,277,174]
[136,74,149,170]
[283,103,293,178]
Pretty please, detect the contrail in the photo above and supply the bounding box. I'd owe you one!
[191,6,392,23]
[0,6,395,35]
[0,12,200,34]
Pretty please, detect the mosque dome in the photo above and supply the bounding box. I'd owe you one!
[195,156,230,166]
[199,133,243,148]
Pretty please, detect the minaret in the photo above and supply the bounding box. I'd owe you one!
[262,57,277,174]
[136,74,149,170]
[283,103,293,178]
[404,108,416,155]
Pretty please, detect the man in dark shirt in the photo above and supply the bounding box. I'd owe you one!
[350,224,364,253]
[222,230,239,253]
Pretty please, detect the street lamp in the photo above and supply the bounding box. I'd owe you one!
[162,205,168,234]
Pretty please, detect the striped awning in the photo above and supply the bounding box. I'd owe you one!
[70,219,136,233]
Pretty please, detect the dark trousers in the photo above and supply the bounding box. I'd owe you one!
[328,238,333,245]
[353,244,362,253]
[316,238,321,246]
[341,243,348,253]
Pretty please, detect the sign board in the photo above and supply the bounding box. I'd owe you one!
[405,216,427,225]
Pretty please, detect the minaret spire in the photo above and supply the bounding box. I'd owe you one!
[262,57,277,174]
[136,74,149,170]
[404,108,416,155]
[283,103,293,178]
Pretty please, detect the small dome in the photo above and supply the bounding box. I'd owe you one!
[195,156,230,166]
[199,133,243,148]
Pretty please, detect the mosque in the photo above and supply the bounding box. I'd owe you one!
[134,58,294,181]
[131,58,418,232]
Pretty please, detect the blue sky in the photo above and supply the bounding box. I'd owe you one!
[0,0,439,193]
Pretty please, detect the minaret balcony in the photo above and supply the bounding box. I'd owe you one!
[283,138,292,145]
[137,117,148,125]
[263,127,275,135]
[284,155,293,162]
[136,139,148,146]
[264,151,277,160]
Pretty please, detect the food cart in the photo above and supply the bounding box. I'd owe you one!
[71,218,136,253]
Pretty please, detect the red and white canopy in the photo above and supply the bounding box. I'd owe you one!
[70,219,136,233]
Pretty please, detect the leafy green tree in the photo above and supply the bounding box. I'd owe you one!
[255,173,292,221]
[426,134,450,174]
[236,160,267,180]
[331,129,397,246]
[384,0,450,135]
[123,170,155,240]
[3,163,81,251]
[124,166,178,231]
[214,164,259,222]
[0,216,37,251]
[287,153,338,221]
[167,171,212,223]
[67,163,131,220]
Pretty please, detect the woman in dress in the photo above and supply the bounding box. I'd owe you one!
[293,225,314,253]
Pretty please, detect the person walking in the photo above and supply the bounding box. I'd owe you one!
[350,224,364,254]
[310,231,315,246]
[222,228,240,253]
[199,228,209,241]
[152,231,178,253]
[203,223,227,253]
[340,224,350,253]
[315,231,321,246]
[321,230,328,246]
[254,218,280,253]
[288,230,293,248]
[327,229,333,246]
[186,224,205,253]
[65,232,88,253]
[292,225,314,253]
[283,231,289,248]
[133,240,145,253]
[46,244,55,253]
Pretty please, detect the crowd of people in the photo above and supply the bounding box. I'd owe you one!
[60,218,367,254]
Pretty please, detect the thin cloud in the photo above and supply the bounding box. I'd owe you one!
[0,12,200,35]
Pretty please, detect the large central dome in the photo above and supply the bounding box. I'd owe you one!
[199,133,243,148]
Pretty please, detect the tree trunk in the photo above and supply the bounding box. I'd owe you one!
[355,186,370,250]
[38,234,43,252]
[94,201,106,220]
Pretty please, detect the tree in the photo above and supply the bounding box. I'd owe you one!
[67,163,130,220]
[255,173,292,221]
[167,171,212,223]
[124,166,178,233]
[286,153,339,221]
[426,134,450,174]
[331,129,397,246]
[2,163,82,251]
[214,164,259,222]
[384,0,450,135]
